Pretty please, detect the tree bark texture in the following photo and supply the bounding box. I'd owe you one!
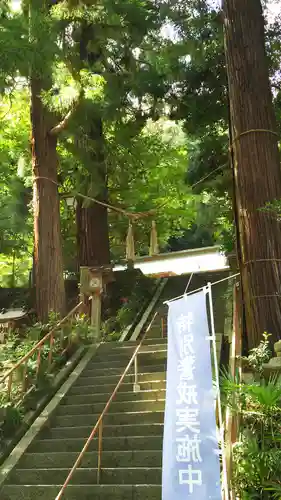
[76,118,111,268]
[223,0,281,348]
[76,198,110,267]
[31,77,66,322]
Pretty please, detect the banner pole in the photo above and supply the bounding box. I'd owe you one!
[164,272,240,305]
[207,282,229,500]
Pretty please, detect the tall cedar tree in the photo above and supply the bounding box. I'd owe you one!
[61,0,164,268]
[223,0,281,348]
[30,0,66,320]
[67,1,164,268]
[75,24,110,268]
[75,118,110,267]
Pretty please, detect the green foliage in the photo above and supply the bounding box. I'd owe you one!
[265,482,281,500]
[0,89,32,286]
[165,1,281,253]
[247,332,272,374]
[0,253,31,287]
[108,119,198,257]
[68,314,96,344]
[0,0,280,312]
[0,311,95,439]
[263,200,281,222]
[0,311,92,391]
[0,3,30,89]
[102,274,156,339]
[0,395,23,437]
[222,336,281,498]
[0,0,241,284]
[0,0,201,280]
[59,116,204,263]
[232,437,281,497]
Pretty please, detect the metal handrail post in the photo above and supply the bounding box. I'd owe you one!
[55,311,159,499]
[0,301,83,404]
[97,419,103,484]
[133,354,140,393]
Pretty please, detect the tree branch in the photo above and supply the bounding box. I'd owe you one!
[49,90,83,136]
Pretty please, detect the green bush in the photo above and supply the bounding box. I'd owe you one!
[0,393,23,438]
[222,334,281,499]
[102,275,157,340]
[0,312,95,440]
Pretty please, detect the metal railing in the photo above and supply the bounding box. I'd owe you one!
[55,310,159,500]
[0,301,83,404]
[122,278,167,342]
[161,315,167,338]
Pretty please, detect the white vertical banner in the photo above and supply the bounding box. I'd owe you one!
[162,290,222,500]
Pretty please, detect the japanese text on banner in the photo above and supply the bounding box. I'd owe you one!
[176,313,202,493]
[162,292,221,500]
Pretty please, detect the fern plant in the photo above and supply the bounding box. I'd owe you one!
[221,335,281,499]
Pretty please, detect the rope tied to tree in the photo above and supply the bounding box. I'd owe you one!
[251,294,281,300]
[244,258,281,266]
[149,220,159,256]
[126,222,135,261]
[34,176,162,260]
[229,128,279,152]
[33,176,157,219]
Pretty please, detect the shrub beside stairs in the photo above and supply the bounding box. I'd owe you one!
[1,334,167,500]
[0,317,223,499]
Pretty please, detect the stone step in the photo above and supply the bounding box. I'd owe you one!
[51,409,164,428]
[18,450,162,469]
[28,435,163,454]
[146,330,163,339]
[139,343,167,351]
[73,370,166,387]
[0,333,168,500]
[98,341,139,347]
[7,467,162,486]
[1,484,161,500]
[98,339,167,350]
[94,345,167,359]
[62,389,166,406]
[84,351,167,371]
[83,359,133,371]
[141,338,167,346]
[40,423,164,440]
[76,363,166,379]
[68,380,166,396]
[56,399,165,416]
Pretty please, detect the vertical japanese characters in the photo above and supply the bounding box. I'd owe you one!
[175,313,203,494]
[162,292,221,500]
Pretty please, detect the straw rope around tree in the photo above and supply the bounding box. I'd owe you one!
[33,156,236,261]
[33,176,161,260]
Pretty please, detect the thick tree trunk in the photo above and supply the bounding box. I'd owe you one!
[76,118,111,268]
[223,0,281,348]
[31,77,66,322]
[76,23,111,269]
[76,199,110,267]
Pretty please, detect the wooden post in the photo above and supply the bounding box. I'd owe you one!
[91,290,102,342]
[224,282,242,499]
[80,266,114,343]
[88,272,103,342]
[80,267,101,341]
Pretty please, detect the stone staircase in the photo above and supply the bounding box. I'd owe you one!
[1,338,167,500]
[1,298,224,500]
